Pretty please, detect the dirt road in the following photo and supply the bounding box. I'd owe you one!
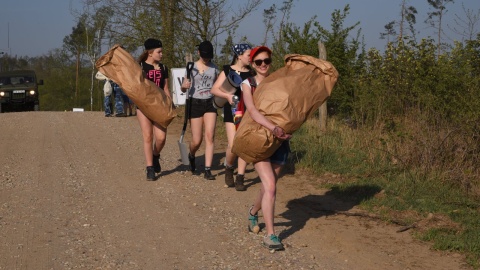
[0,111,469,269]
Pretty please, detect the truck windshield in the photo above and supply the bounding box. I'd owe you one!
[0,76,11,85]
[0,76,33,85]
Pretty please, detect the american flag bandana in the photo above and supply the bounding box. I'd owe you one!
[231,43,252,56]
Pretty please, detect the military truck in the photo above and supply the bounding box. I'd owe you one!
[0,70,43,113]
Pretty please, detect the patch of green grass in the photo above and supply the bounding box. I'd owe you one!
[290,118,480,267]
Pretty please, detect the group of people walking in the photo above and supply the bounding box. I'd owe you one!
[120,38,290,251]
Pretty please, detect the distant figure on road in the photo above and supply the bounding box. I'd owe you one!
[95,71,114,117]
[111,82,126,117]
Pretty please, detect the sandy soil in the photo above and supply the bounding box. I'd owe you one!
[0,111,470,269]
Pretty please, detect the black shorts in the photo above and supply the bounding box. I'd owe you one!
[189,98,217,119]
[223,103,233,123]
[270,140,290,165]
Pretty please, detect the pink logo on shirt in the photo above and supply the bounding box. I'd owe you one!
[146,70,162,87]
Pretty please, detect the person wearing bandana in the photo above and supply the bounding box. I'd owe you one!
[211,43,253,191]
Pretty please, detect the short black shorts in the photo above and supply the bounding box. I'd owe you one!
[189,98,217,119]
[223,103,233,123]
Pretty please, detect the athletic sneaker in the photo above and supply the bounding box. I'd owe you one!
[153,154,161,173]
[263,234,284,251]
[146,166,155,181]
[248,206,260,233]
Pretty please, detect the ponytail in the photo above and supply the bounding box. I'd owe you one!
[137,50,150,63]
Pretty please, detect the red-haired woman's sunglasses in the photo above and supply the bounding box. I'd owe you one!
[253,58,272,66]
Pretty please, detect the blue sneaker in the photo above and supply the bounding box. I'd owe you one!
[263,234,284,251]
[248,207,260,233]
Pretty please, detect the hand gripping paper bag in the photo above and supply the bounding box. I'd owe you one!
[95,44,176,128]
[232,54,339,163]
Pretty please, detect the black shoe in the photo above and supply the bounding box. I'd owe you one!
[146,166,155,181]
[204,169,215,180]
[235,174,246,191]
[153,154,161,173]
[225,166,235,187]
[105,114,112,117]
[115,113,127,117]
[188,153,196,173]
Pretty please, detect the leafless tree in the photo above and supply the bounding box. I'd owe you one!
[449,3,480,42]
[425,0,454,57]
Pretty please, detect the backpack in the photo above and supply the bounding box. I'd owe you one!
[103,80,113,96]
[234,77,257,129]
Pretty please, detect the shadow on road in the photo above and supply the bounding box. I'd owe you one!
[277,184,382,240]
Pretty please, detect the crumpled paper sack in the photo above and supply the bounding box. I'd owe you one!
[232,54,339,163]
[95,44,176,128]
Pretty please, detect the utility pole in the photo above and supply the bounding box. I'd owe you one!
[8,22,11,55]
[318,41,328,132]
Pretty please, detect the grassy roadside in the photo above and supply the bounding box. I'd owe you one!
[289,118,480,268]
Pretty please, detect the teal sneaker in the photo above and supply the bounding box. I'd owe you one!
[263,234,284,251]
[248,207,260,233]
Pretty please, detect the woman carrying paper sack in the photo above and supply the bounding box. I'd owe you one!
[137,38,172,180]
[238,46,291,251]
[232,54,338,163]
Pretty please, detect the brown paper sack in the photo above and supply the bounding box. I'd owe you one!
[232,54,339,163]
[95,44,176,129]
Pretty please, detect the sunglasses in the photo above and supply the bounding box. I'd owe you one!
[253,58,272,66]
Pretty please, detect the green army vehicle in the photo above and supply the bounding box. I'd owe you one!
[0,70,43,113]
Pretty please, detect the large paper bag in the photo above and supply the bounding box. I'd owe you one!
[232,54,339,163]
[95,44,176,128]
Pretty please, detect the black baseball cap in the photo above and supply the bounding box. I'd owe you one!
[198,41,214,59]
[144,38,162,50]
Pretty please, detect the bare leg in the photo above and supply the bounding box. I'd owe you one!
[152,123,167,156]
[189,116,204,156]
[203,112,217,167]
[136,109,154,166]
[253,160,277,236]
[237,157,247,175]
[224,122,237,166]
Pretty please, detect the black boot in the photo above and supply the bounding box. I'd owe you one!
[153,154,161,173]
[204,167,215,180]
[225,165,235,187]
[188,153,196,173]
[146,166,155,181]
[235,174,246,191]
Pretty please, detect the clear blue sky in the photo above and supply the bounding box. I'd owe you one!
[0,0,479,57]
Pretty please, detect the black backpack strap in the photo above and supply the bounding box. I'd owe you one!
[247,77,257,88]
